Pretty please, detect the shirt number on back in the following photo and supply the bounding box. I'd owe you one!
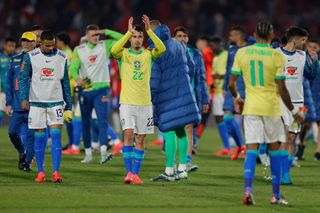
[249,60,264,86]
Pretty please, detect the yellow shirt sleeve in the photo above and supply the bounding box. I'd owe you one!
[231,51,242,75]
[274,51,286,79]
[111,31,132,59]
[146,29,166,59]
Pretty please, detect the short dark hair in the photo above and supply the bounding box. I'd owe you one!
[40,30,55,41]
[31,25,43,31]
[230,26,246,38]
[173,26,188,36]
[133,24,143,33]
[255,22,273,40]
[210,36,222,44]
[286,26,309,41]
[5,37,15,43]
[86,24,99,33]
[197,35,210,42]
[57,32,71,45]
[281,36,288,46]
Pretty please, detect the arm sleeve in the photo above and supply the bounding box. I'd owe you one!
[110,31,132,59]
[104,29,125,54]
[61,61,72,110]
[146,29,166,59]
[275,53,286,80]
[18,54,32,101]
[5,59,14,106]
[304,54,319,80]
[198,54,210,104]
[70,47,81,79]
[231,52,242,75]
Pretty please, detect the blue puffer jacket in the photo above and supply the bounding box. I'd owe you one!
[311,52,320,121]
[187,46,210,116]
[149,24,200,132]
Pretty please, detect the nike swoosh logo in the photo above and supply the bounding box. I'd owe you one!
[288,59,293,62]
[45,60,52,63]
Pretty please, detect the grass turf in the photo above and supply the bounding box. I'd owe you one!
[0,126,320,212]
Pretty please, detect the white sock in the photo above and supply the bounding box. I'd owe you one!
[72,145,79,150]
[165,167,174,175]
[85,148,92,156]
[178,164,186,171]
[92,142,99,149]
[100,145,107,156]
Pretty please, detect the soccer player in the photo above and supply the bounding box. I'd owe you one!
[56,32,75,151]
[277,27,318,184]
[6,32,36,172]
[194,36,214,152]
[19,30,73,183]
[70,25,123,164]
[111,15,165,184]
[173,26,210,172]
[229,22,303,205]
[209,36,232,156]
[0,37,16,126]
[223,26,253,160]
[150,21,200,181]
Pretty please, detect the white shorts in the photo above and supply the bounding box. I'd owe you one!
[281,101,303,133]
[244,115,286,144]
[119,104,154,134]
[28,105,64,129]
[0,92,6,111]
[212,93,224,116]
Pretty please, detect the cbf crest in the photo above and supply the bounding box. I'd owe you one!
[134,60,141,70]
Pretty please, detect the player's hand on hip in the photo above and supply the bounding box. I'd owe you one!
[202,104,209,113]
[21,100,29,110]
[5,105,12,116]
[234,97,244,114]
[142,14,150,30]
[293,112,304,124]
[63,110,73,123]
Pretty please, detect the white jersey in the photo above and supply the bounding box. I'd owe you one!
[77,41,110,84]
[29,48,66,103]
[277,47,306,103]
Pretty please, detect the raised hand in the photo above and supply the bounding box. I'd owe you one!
[142,14,150,30]
[128,17,134,33]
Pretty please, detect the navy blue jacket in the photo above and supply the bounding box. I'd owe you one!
[187,46,210,116]
[149,24,200,132]
[6,52,28,111]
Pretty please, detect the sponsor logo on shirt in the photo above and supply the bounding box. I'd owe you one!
[88,55,97,63]
[286,66,298,80]
[40,68,54,81]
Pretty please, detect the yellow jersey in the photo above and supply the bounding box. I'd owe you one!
[231,43,285,116]
[212,50,227,94]
[118,48,154,105]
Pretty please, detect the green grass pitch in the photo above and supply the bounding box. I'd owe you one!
[0,126,320,212]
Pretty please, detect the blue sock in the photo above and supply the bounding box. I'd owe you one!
[244,150,258,192]
[34,132,46,172]
[0,111,4,126]
[269,150,282,199]
[108,125,118,140]
[280,150,289,179]
[133,149,144,175]
[66,122,73,147]
[186,155,192,164]
[259,143,267,155]
[123,146,133,174]
[73,117,82,146]
[25,129,35,164]
[50,128,62,172]
[224,114,243,147]
[217,121,230,149]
